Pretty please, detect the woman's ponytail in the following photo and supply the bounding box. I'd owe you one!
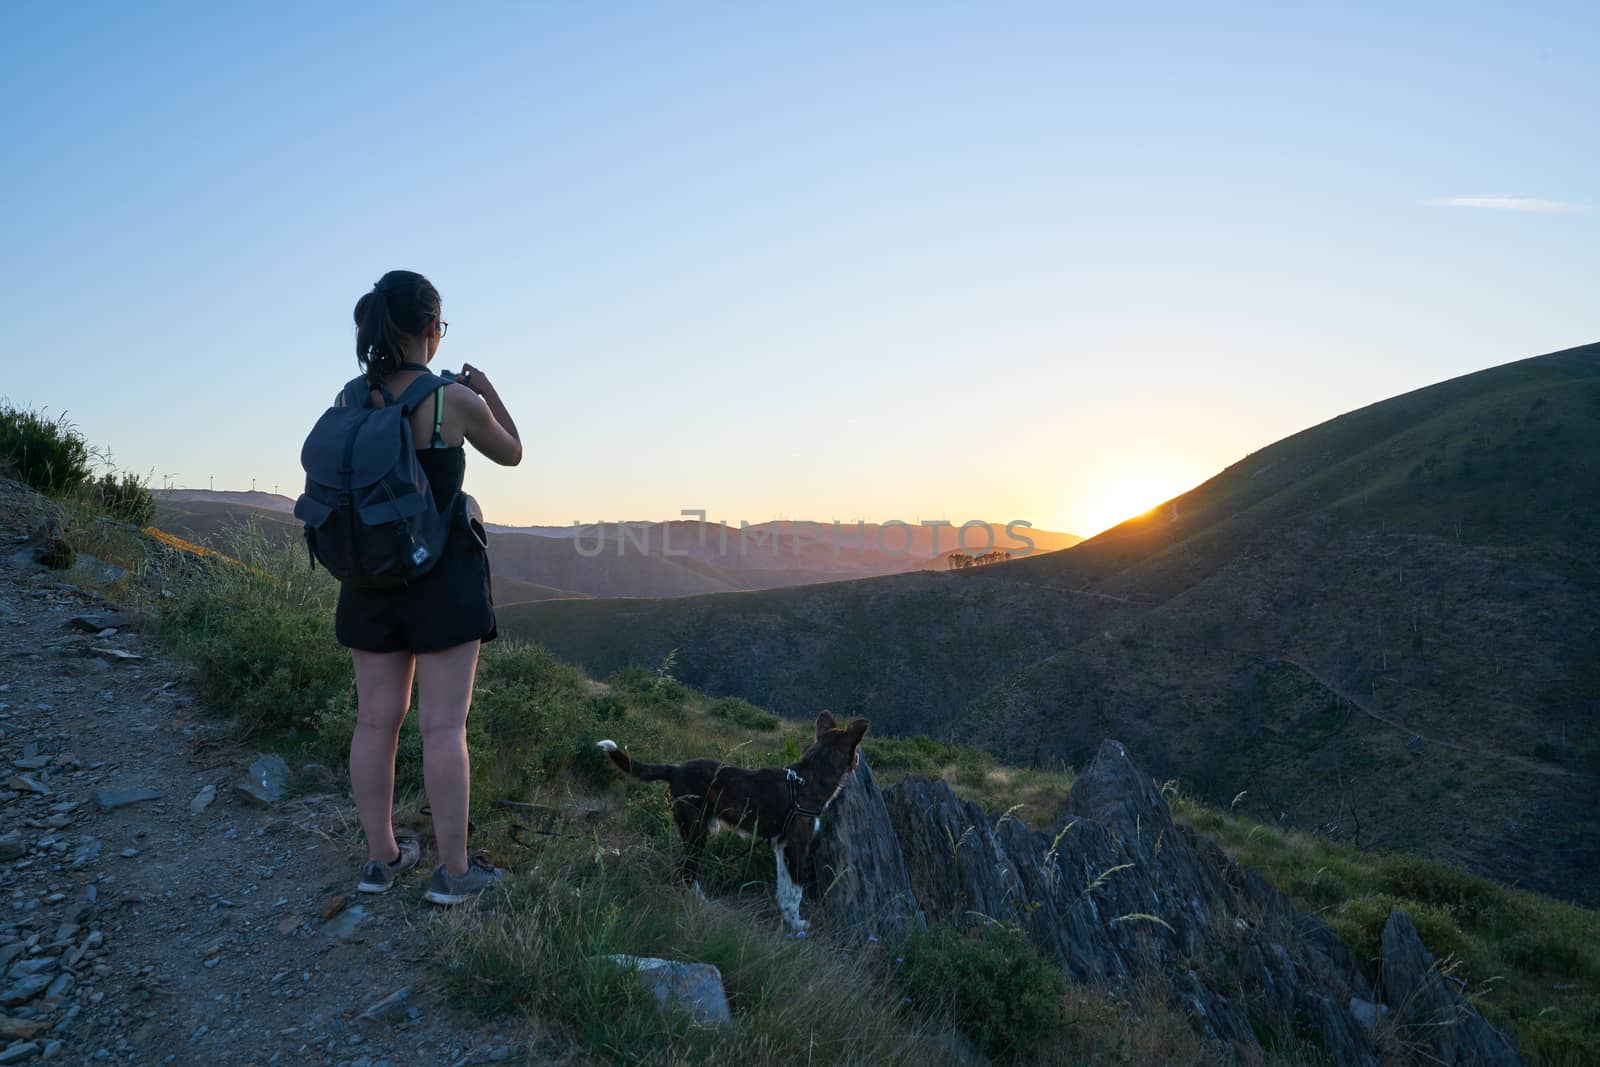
[352,270,441,385]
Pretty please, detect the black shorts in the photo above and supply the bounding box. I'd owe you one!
[335,521,498,654]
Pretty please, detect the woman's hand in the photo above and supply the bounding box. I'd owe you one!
[459,363,496,398]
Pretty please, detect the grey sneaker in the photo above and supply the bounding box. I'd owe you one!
[356,837,421,894]
[422,855,505,906]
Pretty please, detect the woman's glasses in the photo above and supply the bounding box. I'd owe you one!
[437,318,449,339]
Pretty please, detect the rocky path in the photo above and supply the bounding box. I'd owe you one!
[0,547,547,1064]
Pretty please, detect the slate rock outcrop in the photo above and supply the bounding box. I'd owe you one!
[815,738,1525,1065]
[1381,910,1522,1065]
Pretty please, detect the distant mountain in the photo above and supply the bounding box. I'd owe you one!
[151,498,1079,597]
[497,342,1600,904]
[156,495,1081,598]
[156,489,296,514]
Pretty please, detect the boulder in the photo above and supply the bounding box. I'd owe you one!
[237,755,293,806]
[808,755,925,942]
[599,955,730,1026]
[1381,910,1523,1065]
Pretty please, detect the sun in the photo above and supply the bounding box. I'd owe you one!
[1077,470,1192,538]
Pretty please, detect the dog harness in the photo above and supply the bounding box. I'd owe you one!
[781,767,822,836]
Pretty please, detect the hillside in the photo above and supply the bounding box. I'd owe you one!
[497,342,1600,904]
[6,465,1596,1063]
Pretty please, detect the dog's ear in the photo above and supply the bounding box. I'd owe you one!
[814,710,838,739]
[846,717,869,743]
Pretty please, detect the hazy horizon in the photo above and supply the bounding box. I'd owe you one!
[7,3,1597,536]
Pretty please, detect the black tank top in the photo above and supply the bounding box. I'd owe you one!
[419,446,465,512]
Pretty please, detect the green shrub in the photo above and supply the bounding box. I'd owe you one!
[895,922,1066,1060]
[1329,893,1474,968]
[0,403,94,495]
[90,470,154,526]
[708,696,779,731]
[608,662,690,705]
[863,734,964,776]
[1372,851,1505,926]
[159,526,348,740]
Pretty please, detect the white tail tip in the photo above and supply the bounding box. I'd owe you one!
[597,739,618,752]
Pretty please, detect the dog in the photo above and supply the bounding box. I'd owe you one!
[597,710,868,932]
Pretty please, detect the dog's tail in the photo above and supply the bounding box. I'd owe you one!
[596,739,676,783]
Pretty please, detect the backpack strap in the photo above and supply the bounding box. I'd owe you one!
[392,371,445,415]
[430,386,446,448]
[340,376,372,409]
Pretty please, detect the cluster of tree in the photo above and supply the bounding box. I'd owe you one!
[947,550,1012,569]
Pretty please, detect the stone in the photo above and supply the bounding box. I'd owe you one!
[86,647,141,664]
[67,612,149,634]
[6,958,56,979]
[7,777,48,797]
[0,836,23,862]
[0,1017,47,1040]
[0,1042,40,1064]
[94,788,163,812]
[1381,910,1523,1065]
[188,785,216,815]
[236,755,293,806]
[808,755,925,942]
[599,956,730,1026]
[9,759,48,772]
[1348,997,1387,1032]
[322,906,367,941]
[357,986,412,1023]
[0,974,52,1007]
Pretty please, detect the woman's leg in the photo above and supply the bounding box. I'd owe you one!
[350,649,417,863]
[415,640,480,877]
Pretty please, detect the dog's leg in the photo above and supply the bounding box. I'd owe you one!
[672,795,709,892]
[773,838,809,932]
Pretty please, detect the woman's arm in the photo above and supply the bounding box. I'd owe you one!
[455,365,522,466]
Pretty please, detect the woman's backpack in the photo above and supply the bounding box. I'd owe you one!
[294,365,455,588]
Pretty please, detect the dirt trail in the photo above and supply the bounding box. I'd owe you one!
[1272,655,1580,779]
[0,523,547,1063]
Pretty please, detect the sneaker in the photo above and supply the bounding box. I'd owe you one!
[356,837,421,894]
[422,855,505,906]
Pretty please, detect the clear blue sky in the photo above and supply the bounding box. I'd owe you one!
[5,2,1596,535]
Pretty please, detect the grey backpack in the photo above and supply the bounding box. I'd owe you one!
[294,363,454,587]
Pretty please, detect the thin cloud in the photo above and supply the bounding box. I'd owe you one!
[1428,195,1589,214]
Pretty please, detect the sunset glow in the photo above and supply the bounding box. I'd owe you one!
[1077,470,1195,538]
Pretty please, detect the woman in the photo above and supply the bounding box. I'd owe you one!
[336,269,522,905]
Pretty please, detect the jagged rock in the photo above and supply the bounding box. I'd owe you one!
[0,973,52,1007]
[1348,996,1387,1032]
[0,834,24,861]
[358,985,412,1022]
[0,1016,48,1040]
[881,739,1380,1066]
[0,1042,40,1064]
[66,612,149,633]
[189,785,216,815]
[322,905,367,940]
[94,787,163,811]
[237,755,293,806]
[1381,910,1523,1065]
[809,755,925,942]
[599,955,730,1026]
[86,647,141,664]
